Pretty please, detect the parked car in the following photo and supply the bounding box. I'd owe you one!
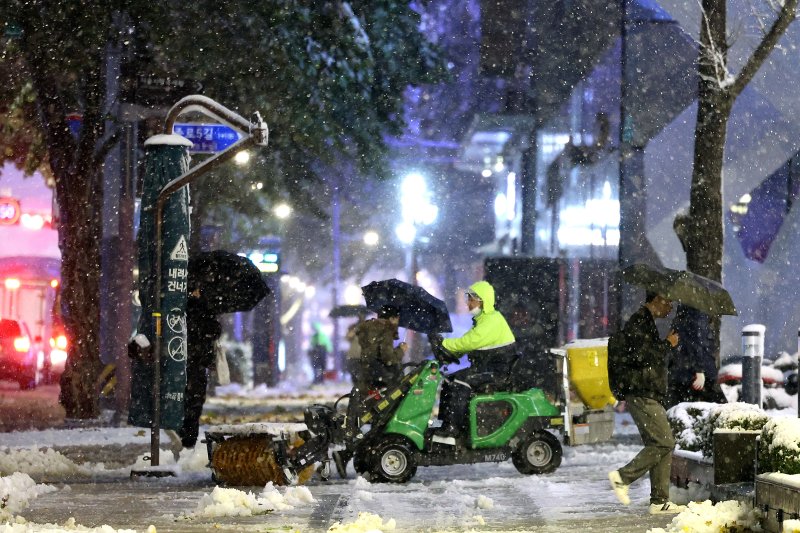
[0,318,42,389]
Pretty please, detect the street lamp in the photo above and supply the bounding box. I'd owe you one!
[396,172,437,285]
[363,230,380,247]
[274,202,292,219]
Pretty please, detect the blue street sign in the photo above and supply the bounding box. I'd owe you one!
[172,123,241,153]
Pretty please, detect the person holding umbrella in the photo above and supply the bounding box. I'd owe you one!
[434,281,516,439]
[179,287,223,449]
[334,305,408,477]
[607,291,685,515]
[179,251,269,449]
[667,304,726,406]
[667,215,727,406]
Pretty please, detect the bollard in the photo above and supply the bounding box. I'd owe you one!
[741,324,765,406]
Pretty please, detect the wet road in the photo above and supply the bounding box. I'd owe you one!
[22,440,676,533]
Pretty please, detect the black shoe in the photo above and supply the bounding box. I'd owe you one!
[333,451,349,479]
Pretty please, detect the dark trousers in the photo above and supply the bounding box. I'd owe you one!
[439,349,516,433]
[180,363,209,448]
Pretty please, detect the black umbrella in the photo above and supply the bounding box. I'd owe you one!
[622,264,737,316]
[329,304,372,319]
[188,251,269,314]
[361,279,452,334]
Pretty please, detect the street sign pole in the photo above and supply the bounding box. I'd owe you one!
[131,95,268,478]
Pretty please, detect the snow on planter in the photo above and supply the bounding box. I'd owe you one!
[759,417,800,474]
[698,403,770,458]
[667,402,769,458]
[667,402,717,453]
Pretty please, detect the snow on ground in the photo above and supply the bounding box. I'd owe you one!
[192,484,314,518]
[646,500,759,533]
[0,473,56,519]
[328,512,396,532]
[0,517,145,532]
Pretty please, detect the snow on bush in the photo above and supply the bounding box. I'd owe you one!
[697,403,770,458]
[192,483,314,518]
[667,402,716,453]
[0,473,56,521]
[646,499,760,533]
[666,402,767,458]
[0,448,89,480]
[0,516,146,532]
[328,512,396,532]
[759,417,800,474]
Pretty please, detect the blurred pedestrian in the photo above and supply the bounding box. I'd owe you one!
[309,322,332,384]
[334,305,407,478]
[607,291,686,515]
[345,311,367,381]
[667,304,726,406]
[179,290,222,448]
[667,213,726,406]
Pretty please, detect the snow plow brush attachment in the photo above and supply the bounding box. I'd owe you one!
[205,424,319,486]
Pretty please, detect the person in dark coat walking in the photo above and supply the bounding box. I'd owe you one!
[608,291,686,515]
[667,304,727,406]
[179,293,222,448]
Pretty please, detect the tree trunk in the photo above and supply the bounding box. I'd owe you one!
[686,96,732,281]
[685,0,730,369]
[55,165,104,419]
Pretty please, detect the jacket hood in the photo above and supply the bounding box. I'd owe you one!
[469,281,496,313]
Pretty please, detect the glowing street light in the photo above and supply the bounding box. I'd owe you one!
[234,150,251,165]
[363,230,380,247]
[396,171,437,285]
[274,203,292,219]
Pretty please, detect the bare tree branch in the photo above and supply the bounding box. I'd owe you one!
[731,0,798,98]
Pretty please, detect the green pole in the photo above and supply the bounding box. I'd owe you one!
[130,136,193,467]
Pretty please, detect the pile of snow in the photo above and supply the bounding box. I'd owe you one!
[192,483,314,518]
[1,428,153,450]
[0,517,149,532]
[0,473,56,520]
[0,448,91,480]
[646,500,759,533]
[328,512,396,533]
[129,444,209,475]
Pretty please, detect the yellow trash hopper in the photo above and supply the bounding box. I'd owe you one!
[549,338,617,446]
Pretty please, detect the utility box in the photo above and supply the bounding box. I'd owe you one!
[713,430,759,484]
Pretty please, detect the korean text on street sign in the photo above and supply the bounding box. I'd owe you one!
[172,123,241,154]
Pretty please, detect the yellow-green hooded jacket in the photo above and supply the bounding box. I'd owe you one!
[442,281,516,354]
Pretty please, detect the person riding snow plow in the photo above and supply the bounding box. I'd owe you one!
[433,281,517,443]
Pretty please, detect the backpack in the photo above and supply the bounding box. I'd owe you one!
[606,330,629,399]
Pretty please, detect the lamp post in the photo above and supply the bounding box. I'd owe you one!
[396,172,438,286]
[396,172,437,361]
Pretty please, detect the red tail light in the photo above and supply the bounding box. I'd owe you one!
[14,336,30,352]
[50,335,68,350]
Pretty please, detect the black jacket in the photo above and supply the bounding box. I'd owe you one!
[614,306,671,401]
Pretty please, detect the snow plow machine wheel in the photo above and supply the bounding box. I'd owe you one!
[512,431,562,475]
[369,435,417,483]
